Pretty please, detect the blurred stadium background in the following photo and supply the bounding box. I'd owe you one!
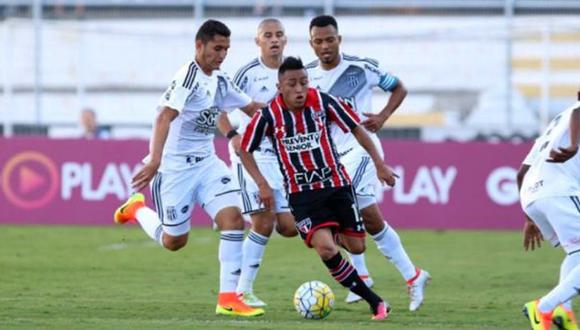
[1,1,580,328]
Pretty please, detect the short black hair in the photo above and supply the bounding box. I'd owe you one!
[309,15,338,32]
[278,56,304,80]
[195,19,231,44]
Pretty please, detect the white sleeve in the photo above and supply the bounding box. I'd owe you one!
[159,63,197,112]
[218,74,252,112]
[363,59,399,92]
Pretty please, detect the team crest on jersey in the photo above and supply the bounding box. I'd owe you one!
[296,218,312,234]
[346,73,360,88]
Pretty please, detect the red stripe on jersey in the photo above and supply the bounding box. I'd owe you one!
[271,99,299,193]
[240,110,261,152]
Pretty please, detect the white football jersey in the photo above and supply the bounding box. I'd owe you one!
[520,102,580,207]
[154,60,251,170]
[228,57,279,163]
[306,53,399,155]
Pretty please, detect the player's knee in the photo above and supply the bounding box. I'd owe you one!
[348,243,366,254]
[251,214,274,237]
[315,242,339,260]
[163,236,188,251]
[216,208,245,230]
[276,224,298,237]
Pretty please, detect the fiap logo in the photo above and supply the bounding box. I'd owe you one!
[1,151,59,209]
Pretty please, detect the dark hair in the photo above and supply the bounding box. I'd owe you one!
[195,19,231,44]
[278,56,304,79]
[309,15,338,32]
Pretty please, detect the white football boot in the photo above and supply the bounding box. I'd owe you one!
[408,269,431,312]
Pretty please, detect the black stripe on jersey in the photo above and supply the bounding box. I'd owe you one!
[305,59,319,69]
[182,62,198,89]
[343,54,379,67]
[303,108,327,170]
[233,58,260,87]
[571,196,580,214]
[282,110,307,175]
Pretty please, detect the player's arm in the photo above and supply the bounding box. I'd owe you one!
[217,112,242,155]
[361,69,407,132]
[240,101,267,117]
[547,106,580,163]
[239,110,274,210]
[517,159,543,251]
[132,107,178,191]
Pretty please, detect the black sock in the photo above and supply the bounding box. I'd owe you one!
[322,252,382,310]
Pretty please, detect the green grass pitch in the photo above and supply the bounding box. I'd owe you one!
[0,226,577,329]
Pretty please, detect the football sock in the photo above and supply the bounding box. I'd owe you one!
[135,206,164,247]
[372,222,417,281]
[237,230,269,294]
[219,230,244,293]
[323,252,382,310]
[538,263,580,313]
[347,252,370,278]
[559,253,580,310]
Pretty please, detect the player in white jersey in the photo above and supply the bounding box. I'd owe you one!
[112,20,265,317]
[519,101,580,330]
[306,15,430,311]
[216,18,297,308]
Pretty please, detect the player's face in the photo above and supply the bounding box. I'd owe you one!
[196,35,230,71]
[278,69,309,110]
[256,22,287,58]
[309,25,341,65]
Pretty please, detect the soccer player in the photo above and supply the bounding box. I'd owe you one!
[239,56,397,320]
[306,15,430,310]
[113,19,265,317]
[216,18,297,308]
[519,101,580,330]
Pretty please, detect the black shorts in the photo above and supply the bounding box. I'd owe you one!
[289,185,366,247]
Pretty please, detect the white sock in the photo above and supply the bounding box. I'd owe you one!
[372,222,416,281]
[237,230,269,294]
[135,206,164,247]
[559,254,580,310]
[539,254,580,312]
[347,252,370,278]
[219,230,244,293]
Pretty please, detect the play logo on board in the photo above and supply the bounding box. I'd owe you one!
[1,151,59,209]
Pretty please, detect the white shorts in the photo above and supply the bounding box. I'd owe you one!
[233,162,290,216]
[151,155,240,236]
[341,153,378,210]
[524,195,580,255]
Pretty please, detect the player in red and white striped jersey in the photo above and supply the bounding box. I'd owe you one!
[239,56,398,320]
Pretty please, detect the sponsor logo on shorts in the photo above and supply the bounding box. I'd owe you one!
[181,205,189,214]
[221,177,231,184]
[296,218,312,234]
[526,180,544,194]
[281,132,321,153]
[166,206,177,221]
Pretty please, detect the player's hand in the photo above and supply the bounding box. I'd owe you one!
[132,161,160,192]
[376,163,399,187]
[230,135,242,156]
[523,217,543,251]
[257,182,275,212]
[547,145,578,163]
[361,112,388,133]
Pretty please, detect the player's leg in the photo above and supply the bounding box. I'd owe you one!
[114,171,192,251]
[309,227,389,320]
[202,158,264,317]
[275,211,298,237]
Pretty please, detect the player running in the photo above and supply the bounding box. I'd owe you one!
[113,20,265,317]
[216,18,297,308]
[239,57,398,320]
[519,100,580,330]
[306,15,430,310]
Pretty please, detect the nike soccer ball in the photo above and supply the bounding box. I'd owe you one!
[293,280,335,319]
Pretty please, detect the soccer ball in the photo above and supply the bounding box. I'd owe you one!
[293,280,335,319]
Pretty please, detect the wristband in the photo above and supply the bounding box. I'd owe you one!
[226,129,239,139]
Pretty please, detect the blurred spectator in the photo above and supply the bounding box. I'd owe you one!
[79,108,110,139]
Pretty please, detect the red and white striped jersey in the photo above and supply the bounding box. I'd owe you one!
[241,88,360,194]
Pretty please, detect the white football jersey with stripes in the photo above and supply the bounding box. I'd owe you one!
[307,53,399,155]
[520,102,580,207]
[154,60,251,170]
[228,57,279,163]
